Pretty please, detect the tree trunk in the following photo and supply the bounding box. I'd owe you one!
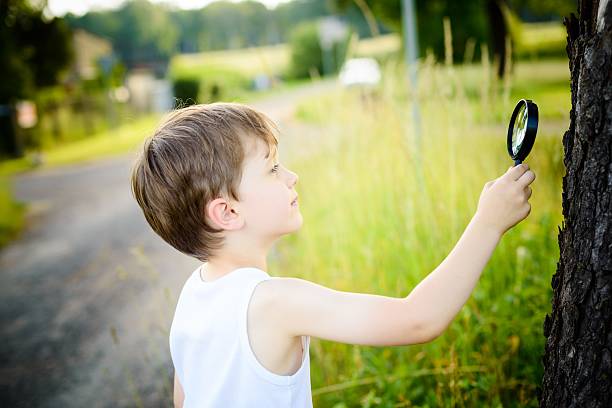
[0,102,23,159]
[540,0,612,406]
[486,0,510,78]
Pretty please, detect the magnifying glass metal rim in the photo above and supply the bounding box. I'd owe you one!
[507,99,538,165]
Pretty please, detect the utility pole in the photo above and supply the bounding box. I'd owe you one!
[401,0,426,195]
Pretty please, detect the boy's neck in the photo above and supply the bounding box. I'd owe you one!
[204,255,268,281]
[203,233,276,281]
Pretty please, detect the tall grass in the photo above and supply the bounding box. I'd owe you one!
[273,48,567,405]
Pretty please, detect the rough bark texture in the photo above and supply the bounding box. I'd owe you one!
[540,0,612,406]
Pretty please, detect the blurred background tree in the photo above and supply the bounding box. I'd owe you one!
[288,20,352,79]
[65,0,177,72]
[0,0,73,158]
[332,0,577,77]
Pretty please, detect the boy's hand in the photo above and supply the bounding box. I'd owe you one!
[474,163,536,236]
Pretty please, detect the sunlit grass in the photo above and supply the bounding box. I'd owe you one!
[519,22,566,56]
[273,55,568,406]
[353,33,401,59]
[170,34,401,79]
[171,43,290,78]
[0,177,26,248]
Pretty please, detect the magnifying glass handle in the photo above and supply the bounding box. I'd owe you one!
[514,159,522,166]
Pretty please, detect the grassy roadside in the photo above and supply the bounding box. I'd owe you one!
[0,177,27,248]
[278,57,569,406]
[0,114,160,177]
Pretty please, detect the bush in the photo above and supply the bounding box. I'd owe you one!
[288,20,352,80]
[172,78,200,106]
[169,59,252,103]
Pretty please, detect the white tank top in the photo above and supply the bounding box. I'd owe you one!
[169,265,313,407]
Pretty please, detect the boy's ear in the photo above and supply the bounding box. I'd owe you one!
[206,197,244,230]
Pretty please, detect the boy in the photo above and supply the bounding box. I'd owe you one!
[130,102,535,407]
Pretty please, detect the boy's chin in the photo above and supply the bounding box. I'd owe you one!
[292,212,304,230]
[283,215,304,235]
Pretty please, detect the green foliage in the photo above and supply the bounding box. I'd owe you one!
[65,0,386,60]
[417,0,490,62]
[116,0,177,64]
[508,0,577,20]
[333,0,574,63]
[0,0,74,158]
[169,62,251,103]
[360,0,490,62]
[289,22,324,79]
[288,20,352,79]
[502,5,567,60]
[66,0,178,67]
[0,177,25,249]
[0,0,73,101]
[172,78,200,106]
[21,83,137,153]
[193,0,272,50]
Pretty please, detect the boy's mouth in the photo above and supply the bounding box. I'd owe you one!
[291,196,298,206]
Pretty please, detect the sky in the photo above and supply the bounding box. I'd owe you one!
[46,0,293,16]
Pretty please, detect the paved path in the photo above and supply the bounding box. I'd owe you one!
[0,79,338,407]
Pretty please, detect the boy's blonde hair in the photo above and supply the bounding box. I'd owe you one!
[130,102,279,262]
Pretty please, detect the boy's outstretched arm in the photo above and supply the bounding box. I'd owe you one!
[256,164,534,346]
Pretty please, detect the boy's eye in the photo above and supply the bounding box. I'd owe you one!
[271,164,279,173]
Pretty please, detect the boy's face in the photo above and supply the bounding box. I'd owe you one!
[236,137,302,241]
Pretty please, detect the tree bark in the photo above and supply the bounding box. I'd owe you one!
[540,0,612,406]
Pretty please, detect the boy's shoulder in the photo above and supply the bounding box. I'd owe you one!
[249,276,329,334]
[250,276,306,326]
[249,275,337,352]
[252,276,296,309]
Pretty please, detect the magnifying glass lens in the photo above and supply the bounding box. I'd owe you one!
[512,104,528,155]
[507,99,538,164]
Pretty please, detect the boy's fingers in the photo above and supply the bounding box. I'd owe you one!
[507,163,529,181]
[517,169,536,188]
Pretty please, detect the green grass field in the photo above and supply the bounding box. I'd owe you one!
[272,56,569,406]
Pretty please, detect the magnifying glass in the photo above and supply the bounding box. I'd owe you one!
[507,99,538,166]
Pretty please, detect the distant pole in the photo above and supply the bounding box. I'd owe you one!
[321,43,333,77]
[403,0,419,82]
[401,0,425,194]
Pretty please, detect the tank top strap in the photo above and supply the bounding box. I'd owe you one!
[238,269,272,330]
[237,269,272,333]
